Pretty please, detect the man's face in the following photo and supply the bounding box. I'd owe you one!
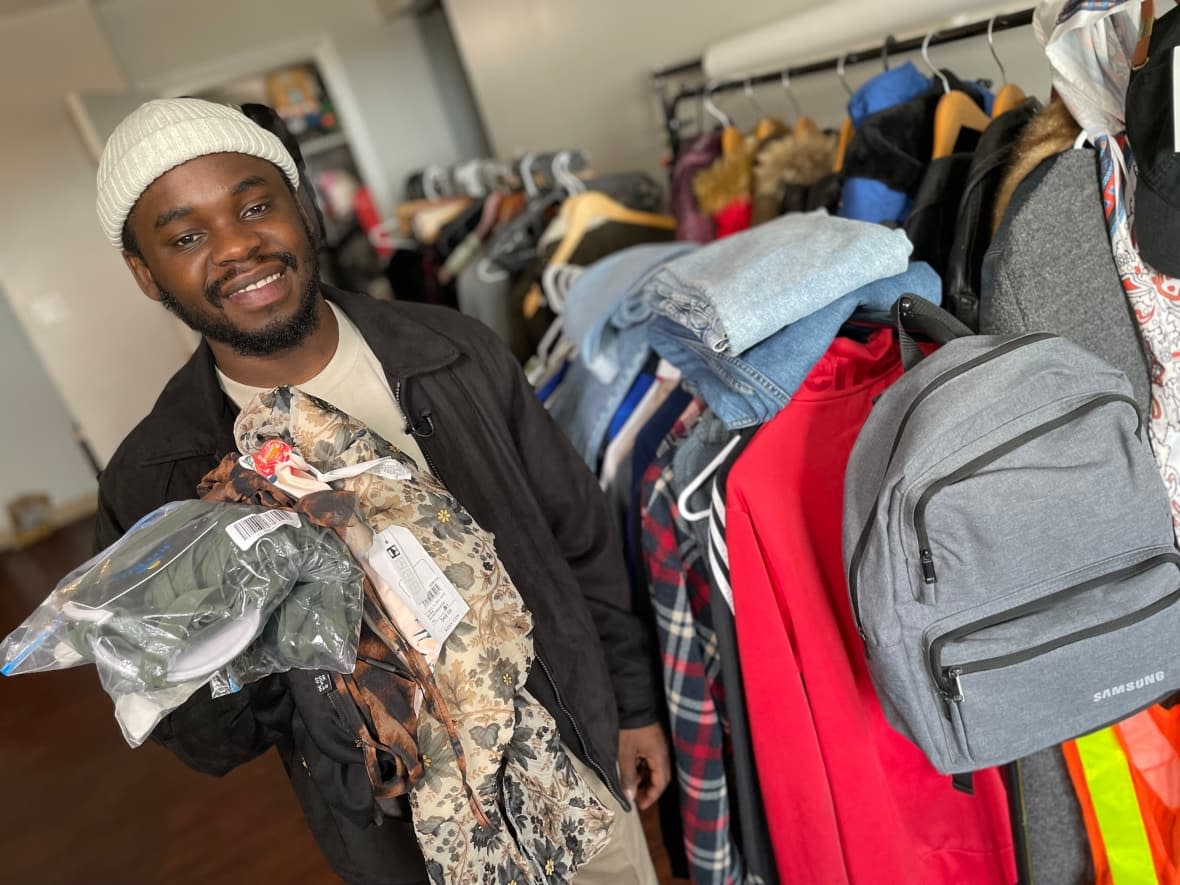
[123,152,321,357]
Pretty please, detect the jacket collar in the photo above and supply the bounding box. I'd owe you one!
[325,285,459,376]
[134,285,460,465]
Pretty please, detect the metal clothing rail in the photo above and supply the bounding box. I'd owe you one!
[652,7,1034,156]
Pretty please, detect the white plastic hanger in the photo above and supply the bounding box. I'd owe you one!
[552,151,586,195]
[518,152,541,199]
[677,435,743,523]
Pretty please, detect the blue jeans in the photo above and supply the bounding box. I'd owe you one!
[649,262,941,429]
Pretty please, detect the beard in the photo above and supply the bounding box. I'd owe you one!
[158,223,322,358]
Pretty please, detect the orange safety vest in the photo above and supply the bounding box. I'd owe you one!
[1064,704,1180,885]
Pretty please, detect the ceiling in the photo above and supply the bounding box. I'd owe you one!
[0,0,441,21]
[0,0,72,16]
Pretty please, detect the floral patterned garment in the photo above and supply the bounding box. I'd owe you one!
[1034,0,1180,534]
[234,387,614,884]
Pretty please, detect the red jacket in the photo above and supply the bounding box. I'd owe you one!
[726,331,1016,884]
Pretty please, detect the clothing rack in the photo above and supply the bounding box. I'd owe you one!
[651,7,1034,156]
[651,9,1040,883]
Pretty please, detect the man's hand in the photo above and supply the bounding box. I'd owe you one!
[617,723,671,811]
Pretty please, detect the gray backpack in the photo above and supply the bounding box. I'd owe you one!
[843,296,1180,774]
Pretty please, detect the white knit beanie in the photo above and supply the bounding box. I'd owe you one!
[96,98,300,249]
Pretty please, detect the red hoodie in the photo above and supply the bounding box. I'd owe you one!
[726,330,1016,884]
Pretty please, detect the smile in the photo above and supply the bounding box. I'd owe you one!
[223,267,290,309]
[229,270,284,297]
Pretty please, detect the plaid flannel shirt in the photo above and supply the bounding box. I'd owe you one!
[641,402,744,885]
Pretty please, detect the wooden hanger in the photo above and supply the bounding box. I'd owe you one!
[755,116,787,141]
[986,17,1027,119]
[721,125,745,157]
[991,84,1027,119]
[546,192,674,268]
[519,192,674,320]
[702,82,745,158]
[743,79,785,142]
[793,116,820,139]
[922,30,989,160]
[829,54,857,171]
[833,116,855,172]
[932,91,990,159]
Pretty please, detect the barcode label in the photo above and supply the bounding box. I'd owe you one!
[423,579,444,607]
[225,510,301,550]
[366,525,468,648]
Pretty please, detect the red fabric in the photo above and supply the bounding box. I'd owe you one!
[1067,706,1180,885]
[726,330,1016,884]
[1119,706,1180,884]
[713,199,752,239]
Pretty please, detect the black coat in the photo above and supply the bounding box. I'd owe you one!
[95,287,659,884]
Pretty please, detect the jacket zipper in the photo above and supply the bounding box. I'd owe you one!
[847,333,1055,631]
[930,552,1180,701]
[394,377,447,488]
[322,675,365,748]
[396,378,624,806]
[535,653,626,807]
[913,393,1140,585]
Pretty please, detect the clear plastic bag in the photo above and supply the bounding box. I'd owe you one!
[0,499,362,746]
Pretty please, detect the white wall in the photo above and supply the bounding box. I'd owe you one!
[443,0,1052,177]
[94,0,483,214]
[0,284,97,536]
[0,1,190,484]
[0,0,486,515]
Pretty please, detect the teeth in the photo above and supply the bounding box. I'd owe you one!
[236,272,281,294]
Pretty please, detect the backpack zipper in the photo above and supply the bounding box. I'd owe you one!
[929,551,1180,702]
[846,333,1055,632]
[912,393,1140,585]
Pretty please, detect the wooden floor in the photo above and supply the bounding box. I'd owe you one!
[0,516,685,884]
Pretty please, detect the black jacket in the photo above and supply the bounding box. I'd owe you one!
[95,287,659,884]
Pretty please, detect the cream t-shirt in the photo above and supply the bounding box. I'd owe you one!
[217,302,429,473]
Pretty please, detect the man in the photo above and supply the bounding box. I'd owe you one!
[93,98,668,884]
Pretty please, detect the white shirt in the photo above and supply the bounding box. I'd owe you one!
[217,302,429,472]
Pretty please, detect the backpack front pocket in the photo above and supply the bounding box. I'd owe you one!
[908,392,1142,599]
[925,551,1180,770]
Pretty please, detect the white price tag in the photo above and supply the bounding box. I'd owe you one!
[366,459,414,481]
[314,457,413,483]
[225,510,301,551]
[367,525,468,646]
